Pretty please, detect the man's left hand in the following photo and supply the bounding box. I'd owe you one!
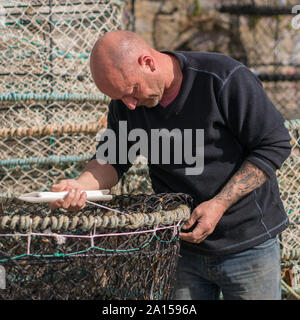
[179,199,227,243]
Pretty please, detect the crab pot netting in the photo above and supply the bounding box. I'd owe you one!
[0,193,193,300]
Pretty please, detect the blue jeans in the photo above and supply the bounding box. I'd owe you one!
[173,237,281,300]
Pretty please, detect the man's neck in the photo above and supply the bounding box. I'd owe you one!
[164,53,182,94]
[160,53,182,106]
[160,86,180,107]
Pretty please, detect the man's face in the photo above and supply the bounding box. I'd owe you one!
[99,67,164,110]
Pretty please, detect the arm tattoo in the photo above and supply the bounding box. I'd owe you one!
[214,161,268,209]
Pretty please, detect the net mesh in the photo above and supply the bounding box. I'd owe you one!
[0,193,193,300]
[0,0,124,95]
[277,120,300,299]
[0,0,123,196]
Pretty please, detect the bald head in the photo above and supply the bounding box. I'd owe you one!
[89,30,182,110]
[90,30,153,84]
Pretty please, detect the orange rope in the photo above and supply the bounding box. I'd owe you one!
[0,116,107,138]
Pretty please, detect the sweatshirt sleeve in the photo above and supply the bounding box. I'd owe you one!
[217,66,292,178]
[91,101,132,180]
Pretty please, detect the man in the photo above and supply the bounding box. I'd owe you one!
[51,30,292,299]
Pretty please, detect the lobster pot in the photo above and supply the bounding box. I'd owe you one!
[0,193,193,300]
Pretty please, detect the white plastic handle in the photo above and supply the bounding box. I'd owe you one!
[17,190,113,203]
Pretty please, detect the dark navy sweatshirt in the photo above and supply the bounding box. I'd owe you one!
[93,51,292,255]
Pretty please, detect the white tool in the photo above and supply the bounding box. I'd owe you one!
[17,190,113,203]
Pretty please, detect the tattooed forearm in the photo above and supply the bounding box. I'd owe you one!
[214,161,268,210]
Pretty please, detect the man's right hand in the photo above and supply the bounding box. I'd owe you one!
[50,179,87,211]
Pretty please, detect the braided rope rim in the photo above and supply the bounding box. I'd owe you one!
[0,204,191,232]
[0,117,107,138]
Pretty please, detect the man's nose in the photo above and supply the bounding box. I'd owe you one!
[122,96,138,110]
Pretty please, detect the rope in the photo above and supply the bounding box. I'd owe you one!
[281,248,300,261]
[86,200,129,216]
[0,154,93,167]
[284,119,300,130]
[0,155,152,170]
[218,4,294,16]
[0,118,107,138]
[0,119,295,141]
[0,93,111,103]
[0,204,190,231]
[258,73,300,82]
[2,0,125,10]
[281,279,300,300]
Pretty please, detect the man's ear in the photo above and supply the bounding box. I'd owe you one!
[138,55,156,72]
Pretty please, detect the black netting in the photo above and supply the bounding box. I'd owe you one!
[0,193,193,300]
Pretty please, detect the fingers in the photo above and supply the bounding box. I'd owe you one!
[50,189,87,212]
[181,216,197,231]
[61,188,76,209]
[51,179,81,192]
[50,199,63,210]
[179,223,211,244]
[179,205,213,243]
[51,180,68,192]
[77,191,87,208]
[50,179,88,212]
